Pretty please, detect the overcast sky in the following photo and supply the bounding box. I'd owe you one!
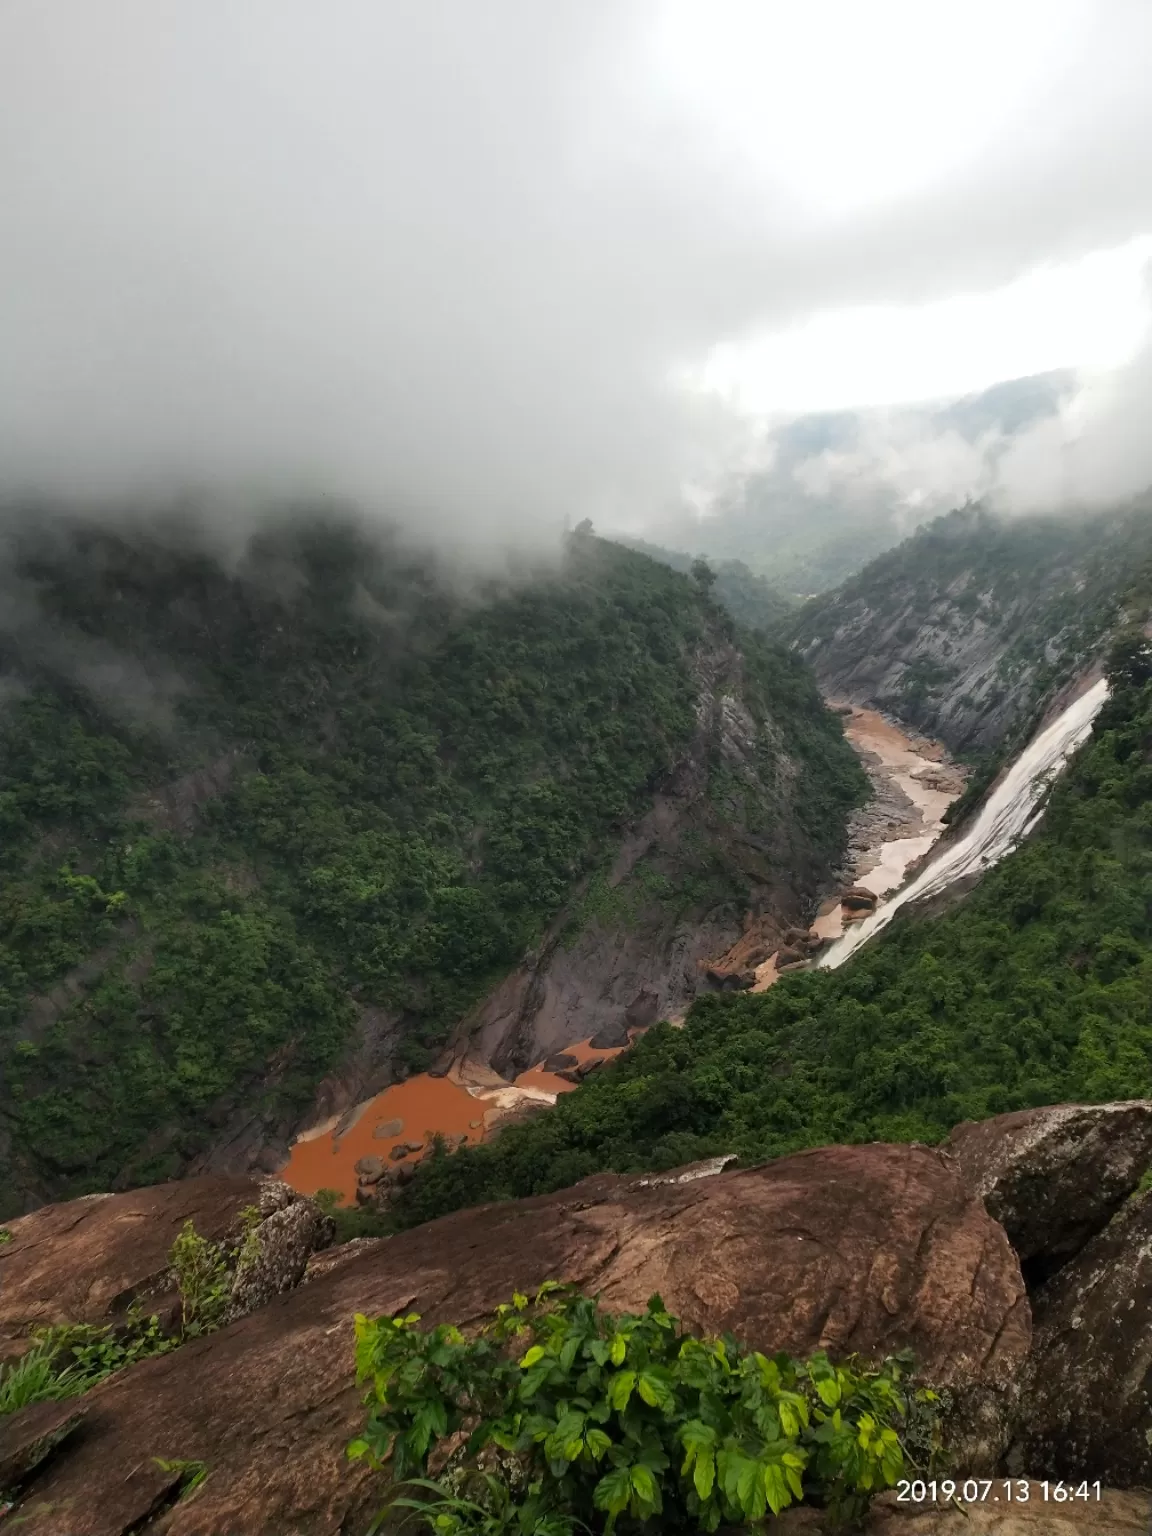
[2,0,1151,551]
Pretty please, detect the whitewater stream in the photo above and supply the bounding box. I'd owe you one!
[818,677,1110,970]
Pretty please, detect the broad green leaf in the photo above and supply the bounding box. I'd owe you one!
[607,1369,636,1410]
[630,1463,661,1512]
[693,1445,716,1500]
[593,1466,632,1515]
[763,1461,792,1516]
[518,1345,545,1368]
[586,1428,612,1460]
[609,1334,627,1366]
[637,1369,675,1411]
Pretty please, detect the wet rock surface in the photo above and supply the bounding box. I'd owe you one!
[0,1144,1027,1534]
[1013,1189,1152,1487]
[946,1101,1152,1281]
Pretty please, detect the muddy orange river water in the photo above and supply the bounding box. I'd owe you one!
[283,1035,631,1204]
[283,704,958,1205]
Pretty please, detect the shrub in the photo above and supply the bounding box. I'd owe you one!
[169,1218,232,1336]
[349,1285,936,1533]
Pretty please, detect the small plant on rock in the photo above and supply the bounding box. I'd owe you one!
[170,1219,232,1336]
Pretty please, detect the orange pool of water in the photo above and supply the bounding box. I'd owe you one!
[283,1031,645,1207]
[284,1074,485,1205]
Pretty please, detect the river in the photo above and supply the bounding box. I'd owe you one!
[282,681,1109,1203]
[819,678,1110,969]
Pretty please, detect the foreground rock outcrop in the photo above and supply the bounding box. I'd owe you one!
[946,1101,1152,1282]
[0,1144,1026,1534]
[0,1175,332,1360]
[1014,1189,1152,1487]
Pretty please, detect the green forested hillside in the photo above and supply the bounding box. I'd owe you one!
[610,537,800,630]
[0,511,862,1215]
[394,631,1152,1227]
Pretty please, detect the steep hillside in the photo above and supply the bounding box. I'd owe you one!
[393,628,1152,1225]
[790,499,1152,754]
[609,536,800,628]
[0,510,864,1216]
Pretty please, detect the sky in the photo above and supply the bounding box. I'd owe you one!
[2,0,1152,554]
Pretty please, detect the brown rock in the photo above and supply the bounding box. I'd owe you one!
[782,927,810,946]
[542,1053,578,1072]
[623,988,660,1029]
[353,1155,386,1183]
[0,1400,87,1498]
[804,929,824,951]
[841,886,878,911]
[946,1101,1152,1282]
[371,1117,404,1140]
[225,1196,334,1323]
[775,945,807,967]
[1015,1190,1152,1485]
[388,1141,424,1162]
[0,1145,1028,1533]
[0,1176,265,1357]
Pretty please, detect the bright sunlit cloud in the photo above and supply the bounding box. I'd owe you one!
[649,0,1092,218]
[684,236,1152,415]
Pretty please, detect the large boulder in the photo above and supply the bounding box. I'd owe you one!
[0,1175,332,1359]
[945,1101,1152,1280]
[1013,1190,1152,1485]
[0,1145,1028,1534]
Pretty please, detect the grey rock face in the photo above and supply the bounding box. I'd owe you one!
[225,1182,334,1323]
[1014,1190,1152,1485]
[946,1101,1152,1281]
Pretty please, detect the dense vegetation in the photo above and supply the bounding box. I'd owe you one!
[394,629,1152,1223]
[351,1284,931,1534]
[0,510,861,1215]
[609,537,799,632]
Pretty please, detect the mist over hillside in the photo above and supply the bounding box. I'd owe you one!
[633,371,1078,594]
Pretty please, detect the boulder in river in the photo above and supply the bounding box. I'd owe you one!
[841,885,878,910]
[946,1101,1152,1282]
[0,1144,1028,1533]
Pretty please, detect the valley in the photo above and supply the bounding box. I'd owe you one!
[4,499,1152,1533]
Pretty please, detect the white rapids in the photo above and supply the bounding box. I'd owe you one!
[818,678,1111,971]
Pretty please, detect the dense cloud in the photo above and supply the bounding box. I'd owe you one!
[2,1,1151,556]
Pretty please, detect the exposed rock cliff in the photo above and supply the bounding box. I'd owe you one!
[790,501,1152,753]
[450,637,865,1078]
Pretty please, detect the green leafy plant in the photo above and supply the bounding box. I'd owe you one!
[349,1285,935,1533]
[0,1340,86,1416]
[388,1476,588,1536]
[170,1218,231,1336]
[0,1227,11,1244]
[0,1310,175,1416]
